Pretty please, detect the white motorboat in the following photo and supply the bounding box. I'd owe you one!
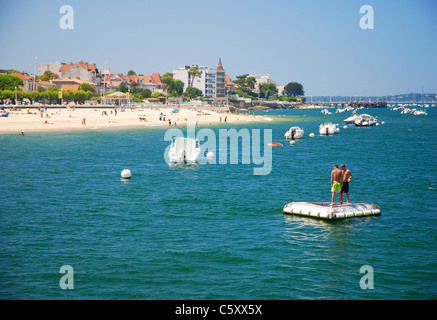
[354,114,377,126]
[319,122,339,135]
[413,110,427,115]
[168,137,201,163]
[321,109,332,114]
[284,126,304,140]
[344,113,362,124]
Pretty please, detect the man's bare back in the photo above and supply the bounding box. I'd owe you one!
[331,168,342,183]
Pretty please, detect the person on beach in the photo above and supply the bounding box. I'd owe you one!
[340,164,352,204]
[330,165,343,206]
[82,118,86,126]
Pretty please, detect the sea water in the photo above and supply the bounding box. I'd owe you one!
[0,108,436,299]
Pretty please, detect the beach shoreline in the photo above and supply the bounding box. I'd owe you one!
[0,105,279,135]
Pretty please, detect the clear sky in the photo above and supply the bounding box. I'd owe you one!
[0,0,436,96]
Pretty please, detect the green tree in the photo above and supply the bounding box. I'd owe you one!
[0,75,23,90]
[127,70,136,76]
[151,92,165,98]
[233,74,249,87]
[162,72,174,88]
[259,83,278,99]
[246,76,256,90]
[79,83,96,94]
[169,80,184,96]
[74,90,87,103]
[1,90,14,103]
[187,66,202,88]
[39,70,59,81]
[284,82,304,96]
[7,69,20,74]
[63,90,75,103]
[184,86,203,99]
[235,86,258,98]
[117,83,129,93]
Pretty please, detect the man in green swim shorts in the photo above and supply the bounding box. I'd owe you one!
[330,164,343,206]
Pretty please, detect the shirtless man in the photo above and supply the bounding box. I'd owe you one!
[330,165,343,206]
[340,164,352,204]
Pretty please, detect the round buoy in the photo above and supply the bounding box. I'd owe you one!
[376,123,380,126]
[121,169,132,179]
[290,140,295,145]
[309,133,315,138]
[206,151,214,159]
[343,125,347,129]
[381,121,385,124]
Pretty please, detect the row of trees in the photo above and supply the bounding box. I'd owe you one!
[233,73,305,100]
[0,87,95,104]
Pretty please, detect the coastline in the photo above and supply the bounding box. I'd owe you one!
[0,105,279,135]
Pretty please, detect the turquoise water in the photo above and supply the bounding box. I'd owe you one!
[1,108,436,299]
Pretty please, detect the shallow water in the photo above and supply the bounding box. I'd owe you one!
[0,108,436,299]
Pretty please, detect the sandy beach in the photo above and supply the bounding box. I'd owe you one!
[0,105,274,134]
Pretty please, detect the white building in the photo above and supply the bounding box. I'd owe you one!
[250,74,273,93]
[173,59,226,98]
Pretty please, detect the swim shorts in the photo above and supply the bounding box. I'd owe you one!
[331,182,342,193]
[341,181,349,193]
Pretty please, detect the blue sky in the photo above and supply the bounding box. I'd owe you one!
[0,0,436,96]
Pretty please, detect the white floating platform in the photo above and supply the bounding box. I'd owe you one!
[283,202,381,220]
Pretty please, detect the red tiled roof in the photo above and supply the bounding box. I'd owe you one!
[151,73,163,85]
[59,61,97,72]
[59,63,72,72]
[10,72,34,81]
[138,75,152,83]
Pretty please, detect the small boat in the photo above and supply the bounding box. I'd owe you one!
[321,109,332,115]
[284,126,304,140]
[343,113,362,124]
[283,202,381,220]
[268,142,283,147]
[319,122,339,135]
[354,114,377,126]
[413,110,427,115]
[168,137,201,163]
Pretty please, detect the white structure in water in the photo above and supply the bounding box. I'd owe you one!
[283,202,381,220]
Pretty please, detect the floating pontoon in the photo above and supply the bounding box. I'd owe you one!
[283,202,381,220]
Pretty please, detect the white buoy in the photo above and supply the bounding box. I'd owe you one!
[309,133,315,138]
[121,169,132,179]
[343,125,347,129]
[206,151,215,159]
[376,123,380,126]
[381,121,385,124]
[290,140,295,145]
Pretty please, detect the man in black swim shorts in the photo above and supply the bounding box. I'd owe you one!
[340,164,352,204]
